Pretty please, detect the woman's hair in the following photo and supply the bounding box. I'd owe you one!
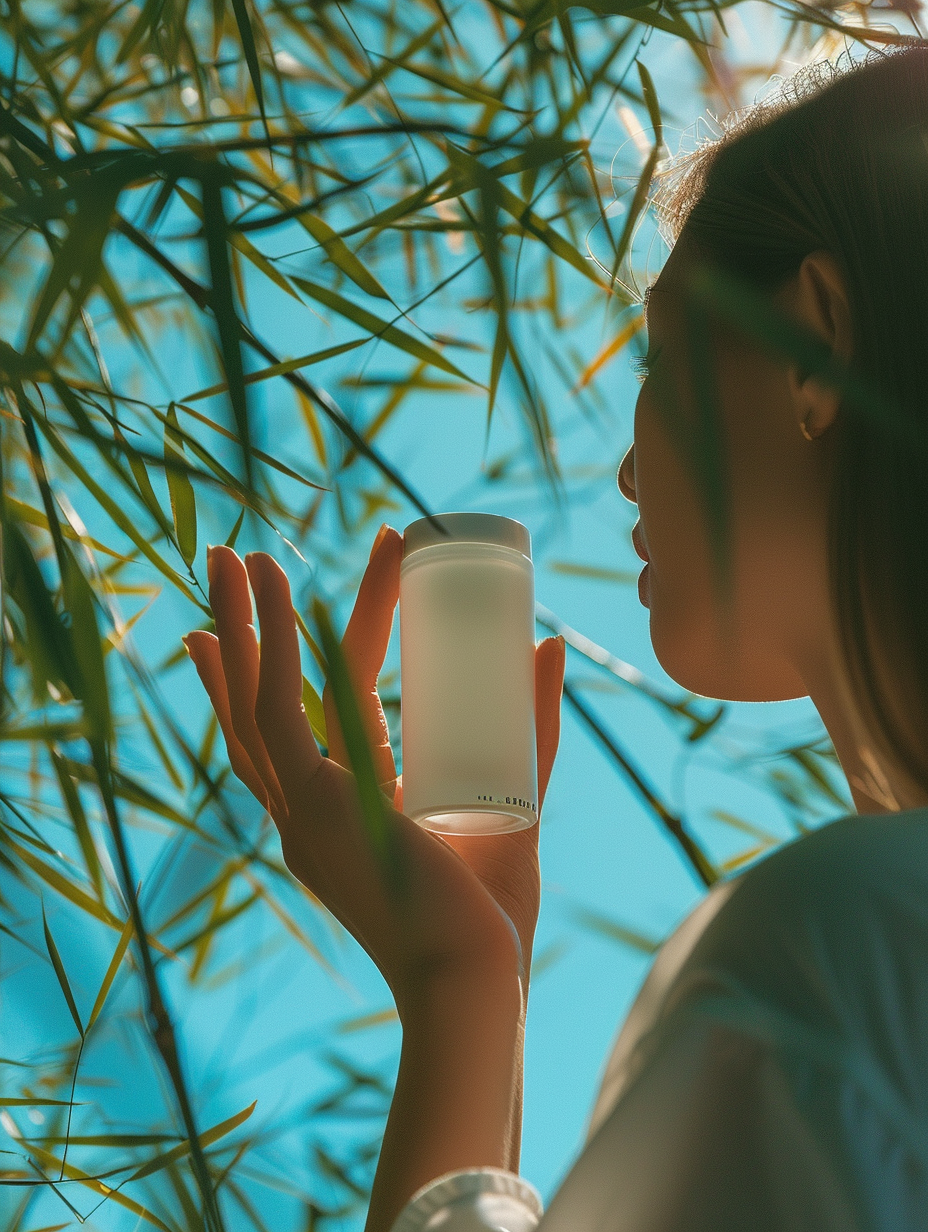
[653,44,928,802]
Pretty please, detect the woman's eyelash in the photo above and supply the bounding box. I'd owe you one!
[629,346,662,384]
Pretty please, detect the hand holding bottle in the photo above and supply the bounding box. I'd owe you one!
[183,527,566,1018]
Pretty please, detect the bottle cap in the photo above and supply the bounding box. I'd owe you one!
[402,512,531,561]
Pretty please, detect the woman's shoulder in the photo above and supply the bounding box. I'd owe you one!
[726,806,928,920]
[627,807,928,1035]
[584,809,928,1145]
[680,807,928,1041]
[752,803,928,864]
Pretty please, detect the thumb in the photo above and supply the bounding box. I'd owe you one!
[535,635,566,813]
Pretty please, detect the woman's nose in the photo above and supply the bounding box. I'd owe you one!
[617,443,637,503]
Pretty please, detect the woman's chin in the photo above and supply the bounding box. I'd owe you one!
[637,563,651,608]
[651,630,809,703]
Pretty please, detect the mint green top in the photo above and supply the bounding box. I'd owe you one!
[392,810,928,1232]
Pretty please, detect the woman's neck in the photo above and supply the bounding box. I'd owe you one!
[797,636,928,816]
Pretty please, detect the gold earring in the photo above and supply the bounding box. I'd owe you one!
[800,412,815,442]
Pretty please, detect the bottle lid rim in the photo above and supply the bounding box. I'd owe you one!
[402,512,531,560]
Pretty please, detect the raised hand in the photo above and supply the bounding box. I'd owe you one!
[183,527,565,1016]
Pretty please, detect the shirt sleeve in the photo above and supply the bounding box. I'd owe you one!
[389,1167,543,1232]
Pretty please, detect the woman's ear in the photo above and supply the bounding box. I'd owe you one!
[783,249,854,441]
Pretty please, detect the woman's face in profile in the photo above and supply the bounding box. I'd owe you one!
[617,240,834,705]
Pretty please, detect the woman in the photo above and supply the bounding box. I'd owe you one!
[184,45,928,1232]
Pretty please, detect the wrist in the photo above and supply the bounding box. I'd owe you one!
[366,964,525,1232]
[397,956,524,1034]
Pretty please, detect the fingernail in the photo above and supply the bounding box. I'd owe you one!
[369,523,390,559]
[206,545,216,586]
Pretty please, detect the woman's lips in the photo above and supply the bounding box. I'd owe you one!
[631,522,650,563]
[631,523,651,607]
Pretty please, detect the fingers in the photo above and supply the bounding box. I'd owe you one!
[535,636,566,812]
[208,546,285,816]
[183,631,270,804]
[323,525,400,794]
[245,552,324,800]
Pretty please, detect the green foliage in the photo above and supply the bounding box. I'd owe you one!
[0,0,894,1227]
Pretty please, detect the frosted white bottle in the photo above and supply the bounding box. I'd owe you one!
[400,512,538,835]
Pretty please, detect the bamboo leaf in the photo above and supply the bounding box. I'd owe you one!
[342,179,446,245]
[21,1143,174,1232]
[1,518,76,703]
[129,1100,257,1181]
[334,1007,399,1034]
[88,913,135,1030]
[290,277,479,384]
[299,215,391,300]
[27,180,121,351]
[0,1100,86,1107]
[59,542,112,743]
[225,507,246,550]
[164,405,198,568]
[636,58,663,147]
[572,312,644,391]
[133,685,185,790]
[720,844,768,873]
[155,857,250,936]
[293,607,327,676]
[6,497,132,562]
[33,418,204,608]
[301,674,327,749]
[9,837,173,957]
[296,385,328,468]
[711,810,782,846]
[178,889,262,970]
[571,906,661,955]
[547,561,638,583]
[12,838,122,929]
[57,756,217,841]
[312,598,405,896]
[383,56,506,109]
[33,1133,179,1146]
[339,16,446,111]
[441,149,609,291]
[174,183,302,304]
[116,0,168,62]
[229,0,268,135]
[201,170,252,481]
[787,745,849,808]
[41,906,84,1037]
[529,938,572,979]
[50,748,105,902]
[117,430,173,540]
[181,338,367,403]
[156,401,322,499]
[242,873,344,982]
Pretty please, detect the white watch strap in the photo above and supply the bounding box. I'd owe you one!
[390,1166,543,1232]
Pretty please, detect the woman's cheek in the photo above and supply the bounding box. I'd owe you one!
[647,534,726,696]
[634,388,733,695]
